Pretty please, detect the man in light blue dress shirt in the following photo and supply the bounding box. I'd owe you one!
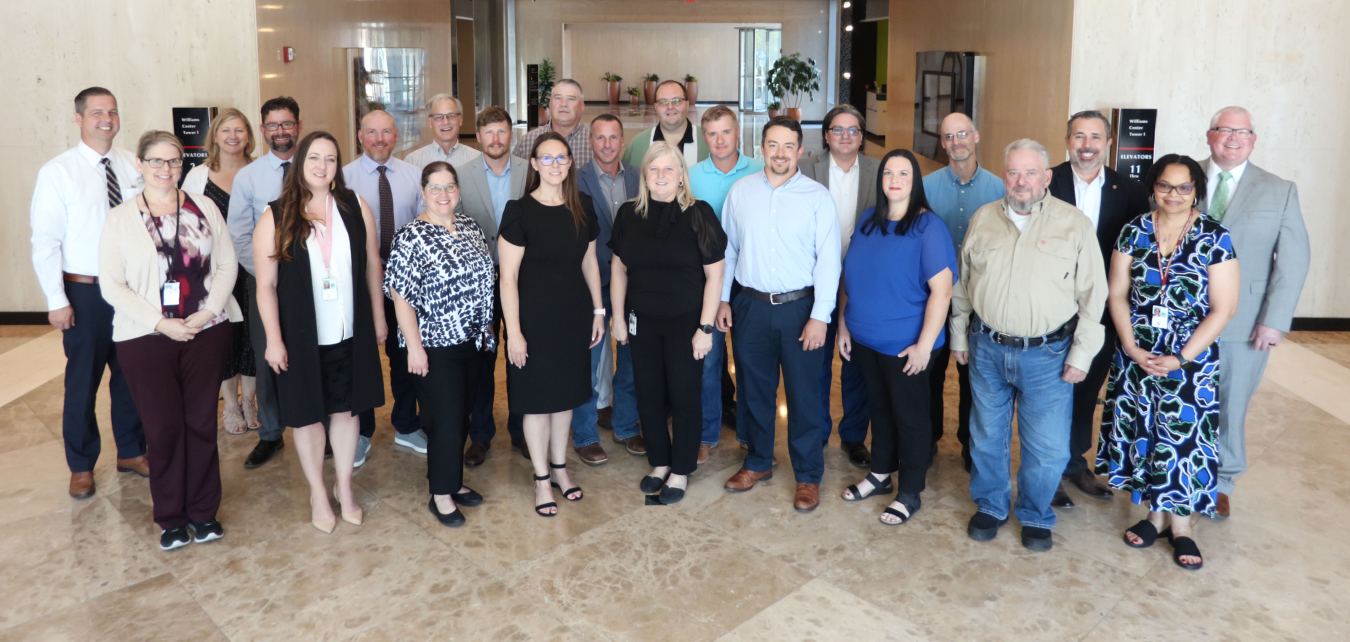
[717,117,841,513]
[343,110,427,464]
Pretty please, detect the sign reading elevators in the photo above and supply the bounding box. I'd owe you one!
[1110,108,1157,181]
[173,107,217,186]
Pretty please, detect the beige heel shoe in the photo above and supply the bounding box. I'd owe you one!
[333,484,363,526]
[309,497,336,534]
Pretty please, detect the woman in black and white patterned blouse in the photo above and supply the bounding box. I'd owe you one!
[383,161,496,528]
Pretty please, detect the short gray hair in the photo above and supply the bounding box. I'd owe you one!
[1209,106,1255,131]
[1066,110,1111,138]
[426,93,462,113]
[1004,138,1051,170]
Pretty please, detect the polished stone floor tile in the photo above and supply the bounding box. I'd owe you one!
[0,573,227,642]
[715,578,950,642]
[0,396,56,455]
[354,580,586,642]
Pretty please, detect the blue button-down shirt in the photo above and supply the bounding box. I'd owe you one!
[721,169,841,323]
[922,164,1005,253]
[485,161,511,229]
[228,150,292,276]
[343,154,425,263]
[689,152,765,220]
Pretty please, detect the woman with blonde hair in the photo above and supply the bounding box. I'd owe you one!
[610,142,726,503]
[182,108,260,435]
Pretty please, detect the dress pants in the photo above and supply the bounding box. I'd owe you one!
[1216,313,1269,495]
[247,273,284,440]
[820,317,871,444]
[118,324,230,530]
[572,290,640,446]
[1065,322,1117,476]
[630,309,703,475]
[855,343,931,497]
[411,341,480,495]
[360,297,420,438]
[731,292,825,483]
[468,272,524,445]
[61,281,143,472]
[929,332,972,465]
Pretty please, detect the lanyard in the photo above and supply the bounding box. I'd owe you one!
[1153,209,1196,289]
[143,191,184,279]
[311,193,335,278]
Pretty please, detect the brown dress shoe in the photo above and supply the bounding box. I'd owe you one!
[464,441,489,468]
[724,467,773,492]
[575,443,609,465]
[614,434,646,455]
[117,455,150,478]
[697,444,712,464]
[597,407,613,430]
[69,472,95,499]
[794,483,821,512]
[1214,492,1231,519]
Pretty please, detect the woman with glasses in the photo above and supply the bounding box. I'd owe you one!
[1097,154,1240,571]
[98,131,241,550]
[384,162,495,527]
[499,132,605,517]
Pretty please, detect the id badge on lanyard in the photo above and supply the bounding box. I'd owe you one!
[162,280,181,306]
[628,311,637,337]
[1150,306,1169,329]
[315,194,339,301]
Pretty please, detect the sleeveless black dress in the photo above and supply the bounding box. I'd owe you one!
[268,191,385,427]
[202,179,256,379]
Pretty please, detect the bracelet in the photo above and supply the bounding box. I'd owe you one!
[594,309,606,315]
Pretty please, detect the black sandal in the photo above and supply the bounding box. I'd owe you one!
[879,496,919,526]
[1169,534,1204,571]
[1123,520,1163,549]
[532,474,557,518]
[550,462,583,501]
[843,473,893,502]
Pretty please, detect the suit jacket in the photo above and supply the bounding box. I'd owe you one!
[799,152,880,243]
[1049,162,1151,263]
[578,160,641,286]
[622,123,710,167]
[1200,159,1310,335]
[456,154,528,263]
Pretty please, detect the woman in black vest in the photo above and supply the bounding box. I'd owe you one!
[253,131,387,534]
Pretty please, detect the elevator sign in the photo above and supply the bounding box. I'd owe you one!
[1110,108,1157,181]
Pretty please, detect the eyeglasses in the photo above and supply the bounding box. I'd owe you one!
[262,121,298,132]
[1210,127,1254,139]
[426,183,459,195]
[1154,182,1196,196]
[536,155,571,166]
[654,98,686,107]
[429,113,462,122]
[829,127,862,137]
[941,131,972,142]
[142,158,184,168]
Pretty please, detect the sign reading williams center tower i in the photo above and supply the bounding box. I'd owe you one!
[1110,108,1157,181]
[173,107,217,186]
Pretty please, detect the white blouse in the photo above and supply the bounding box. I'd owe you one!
[306,197,355,345]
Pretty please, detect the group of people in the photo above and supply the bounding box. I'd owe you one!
[31,78,1308,571]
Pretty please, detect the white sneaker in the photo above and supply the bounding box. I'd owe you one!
[354,435,372,467]
[394,429,429,454]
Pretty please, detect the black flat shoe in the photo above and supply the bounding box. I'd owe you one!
[533,474,557,518]
[244,438,284,469]
[451,487,483,507]
[842,472,893,501]
[1051,482,1075,508]
[549,462,583,501]
[1022,526,1053,552]
[429,497,466,527]
[967,512,1007,542]
[658,485,686,504]
[640,473,668,494]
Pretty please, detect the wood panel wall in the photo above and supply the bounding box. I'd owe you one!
[563,23,742,103]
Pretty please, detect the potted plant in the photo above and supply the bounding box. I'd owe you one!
[765,53,821,121]
[684,74,699,106]
[626,86,642,106]
[643,73,659,106]
[537,58,557,126]
[602,72,622,105]
[767,100,782,118]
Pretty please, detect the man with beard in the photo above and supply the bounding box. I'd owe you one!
[1047,110,1150,508]
[512,79,592,167]
[343,110,429,465]
[950,139,1105,552]
[455,106,529,466]
[227,96,302,469]
[405,94,481,170]
[623,80,709,169]
[719,116,840,513]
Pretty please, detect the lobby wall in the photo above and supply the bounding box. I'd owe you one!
[563,23,744,104]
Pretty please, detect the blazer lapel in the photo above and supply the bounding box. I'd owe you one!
[856,155,877,217]
[815,155,831,188]
[1221,162,1263,224]
[472,159,495,222]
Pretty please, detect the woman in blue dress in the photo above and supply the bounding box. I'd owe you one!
[1096,154,1240,570]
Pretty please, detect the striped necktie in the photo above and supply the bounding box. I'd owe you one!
[102,158,122,208]
[1210,170,1232,221]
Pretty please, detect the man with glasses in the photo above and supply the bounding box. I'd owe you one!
[624,80,709,169]
[343,110,429,466]
[921,112,1005,472]
[1200,106,1309,519]
[31,86,147,498]
[227,96,303,470]
[1046,110,1151,508]
[513,79,592,167]
[406,94,481,170]
[799,104,878,469]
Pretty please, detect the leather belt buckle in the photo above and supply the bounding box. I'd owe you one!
[769,292,786,305]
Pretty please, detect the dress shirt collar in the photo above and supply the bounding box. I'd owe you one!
[358,153,397,175]
[653,120,696,147]
[262,149,292,171]
[828,152,859,174]
[1004,195,1051,220]
[1206,159,1248,185]
[941,163,987,187]
[590,160,625,180]
[76,140,114,167]
[1071,165,1106,190]
[757,167,806,190]
[700,151,751,176]
[486,158,510,177]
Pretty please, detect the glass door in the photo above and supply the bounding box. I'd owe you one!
[739,28,781,112]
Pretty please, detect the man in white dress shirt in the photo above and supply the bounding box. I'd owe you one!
[30,87,147,498]
[343,110,428,464]
[404,94,481,170]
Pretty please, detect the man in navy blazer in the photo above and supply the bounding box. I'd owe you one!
[572,113,644,464]
[1047,110,1151,509]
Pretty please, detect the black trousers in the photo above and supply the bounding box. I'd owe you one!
[360,297,420,438]
[61,281,144,472]
[929,320,972,468]
[247,273,284,441]
[468,272,523,445]
[856,343,932,497]
[410,341,480,495]
[1065,322,1118,476]
[630,309,703,476]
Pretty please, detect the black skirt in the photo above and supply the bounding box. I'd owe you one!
[317,339,355,416]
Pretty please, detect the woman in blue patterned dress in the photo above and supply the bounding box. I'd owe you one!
[1097,155,1240,571]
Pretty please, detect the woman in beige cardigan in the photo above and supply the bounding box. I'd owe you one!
[99,131,241,552]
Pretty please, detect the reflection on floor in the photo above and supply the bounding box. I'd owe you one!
[1,326,1348,641]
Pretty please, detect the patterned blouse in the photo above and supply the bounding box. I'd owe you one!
[141,193,229,328]
[383,216,496,350]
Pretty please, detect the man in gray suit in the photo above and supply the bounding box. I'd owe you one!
[799,104,879,467]
[455,106,529,466]
[1202,106,1310,518]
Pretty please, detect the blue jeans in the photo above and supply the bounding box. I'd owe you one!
[571,301,639,446]
[820,318,870,444]
[699,330,728,446]
[967,328,1074,530]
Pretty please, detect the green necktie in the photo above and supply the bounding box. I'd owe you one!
[1210,170,1232,221]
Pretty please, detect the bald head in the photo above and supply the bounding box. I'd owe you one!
[359,110,399,163]
[939,113,979,164]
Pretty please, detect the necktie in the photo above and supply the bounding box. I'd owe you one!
[280,161,291,179]
[377,165,395,260]
[102,158,122,208]
[1210,170,1232,221]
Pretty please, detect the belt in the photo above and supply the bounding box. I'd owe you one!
[63,272,98,285]
[742,286,813,305]
[971,316,1077,348]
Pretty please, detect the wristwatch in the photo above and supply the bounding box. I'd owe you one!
[699,324,715,335]
[1176,353,1192,370]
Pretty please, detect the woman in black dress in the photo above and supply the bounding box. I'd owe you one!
[610,142,725,504]
[253,131,387,533]
[499,132,605,517]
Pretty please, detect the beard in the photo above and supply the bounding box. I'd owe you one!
[1070,148,1103,172]
[1008,187,1046,213]
[268,133,294,154]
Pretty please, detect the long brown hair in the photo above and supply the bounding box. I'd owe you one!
[523,132,586,234]
[272,131,356,262]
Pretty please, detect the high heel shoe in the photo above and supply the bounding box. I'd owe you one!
[309,497,336,534]
[550,462,583,501]
[333,484,363,526]
[533,474,558,517]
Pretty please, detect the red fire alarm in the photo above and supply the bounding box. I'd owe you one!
[283,47,295,63]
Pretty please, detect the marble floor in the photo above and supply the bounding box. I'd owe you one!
[1,326,1348,642]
